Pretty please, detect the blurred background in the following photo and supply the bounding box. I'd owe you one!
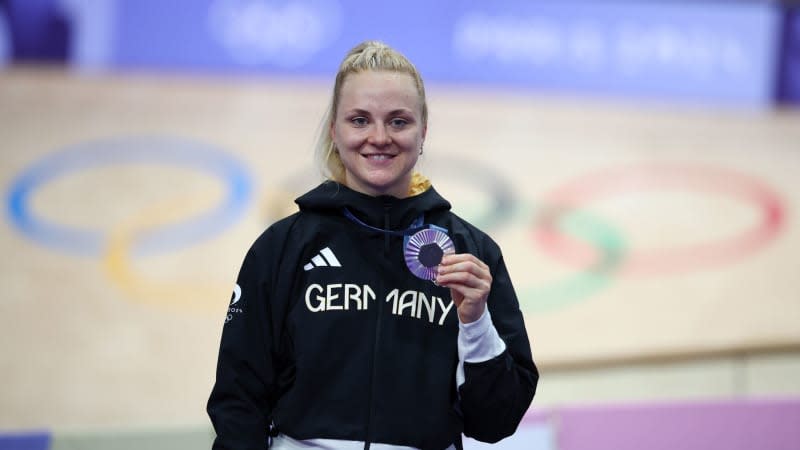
[1,0,799,449]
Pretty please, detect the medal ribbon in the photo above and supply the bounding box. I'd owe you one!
[342,207,448,246]
[342,208,453,281]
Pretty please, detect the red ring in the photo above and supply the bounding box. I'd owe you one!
[534,163,786,276]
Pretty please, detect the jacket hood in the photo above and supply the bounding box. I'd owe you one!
[295,181,452,229]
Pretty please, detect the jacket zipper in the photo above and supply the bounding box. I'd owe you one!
[364,203,393,450]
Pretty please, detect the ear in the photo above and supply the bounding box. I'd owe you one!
[422,124,427,141]
[329,121,336,140]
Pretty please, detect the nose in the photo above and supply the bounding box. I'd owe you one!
[368,124,391,146]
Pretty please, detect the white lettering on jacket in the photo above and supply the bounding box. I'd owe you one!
[385,289,454,326]
[305,283,376,312]
[303,285,453,326]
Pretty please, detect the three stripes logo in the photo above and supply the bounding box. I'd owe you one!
[304,247,341,271]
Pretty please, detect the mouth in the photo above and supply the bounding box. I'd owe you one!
[363,154,394,161]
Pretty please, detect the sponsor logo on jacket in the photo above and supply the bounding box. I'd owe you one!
[225,283,244,323]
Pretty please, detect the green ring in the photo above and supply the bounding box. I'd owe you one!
[520,204,625,313]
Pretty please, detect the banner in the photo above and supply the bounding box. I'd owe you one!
[15,0,781,106]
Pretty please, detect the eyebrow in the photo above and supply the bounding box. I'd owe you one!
[387,108,414,116]
[345,108,414,116]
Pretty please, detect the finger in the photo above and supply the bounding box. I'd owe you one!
[436,267,492,293]
[440,256,490,279]
[441,253,488,270]
[446,282,489,300]
[436,270,489,290]
[438,262,491,286]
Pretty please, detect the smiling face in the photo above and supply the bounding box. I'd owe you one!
[331,70,427,198]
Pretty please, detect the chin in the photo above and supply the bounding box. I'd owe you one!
[367,181,407,197]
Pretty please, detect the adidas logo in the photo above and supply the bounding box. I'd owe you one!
[304,247,341,271]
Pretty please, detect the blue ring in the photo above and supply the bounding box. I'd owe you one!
[6,136,253,257]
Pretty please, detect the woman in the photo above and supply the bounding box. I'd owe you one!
[208,40,538,450]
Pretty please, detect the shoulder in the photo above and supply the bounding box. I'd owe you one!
[238,211,320,284]
[249,208,342,254]
[439,211,502,257]
[247,211,304,254]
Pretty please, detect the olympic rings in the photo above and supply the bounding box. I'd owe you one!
[6,136,253,257]
[8,141,786,314]
[534,163,786,275]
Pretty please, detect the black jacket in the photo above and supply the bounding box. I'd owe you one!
[208,182,538,450]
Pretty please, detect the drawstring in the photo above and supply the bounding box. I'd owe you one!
[342,207,449,249]
[342,207,426,249]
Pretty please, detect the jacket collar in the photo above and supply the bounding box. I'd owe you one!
[295,181,451,229]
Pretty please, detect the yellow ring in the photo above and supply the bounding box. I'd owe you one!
[103,192,232,313]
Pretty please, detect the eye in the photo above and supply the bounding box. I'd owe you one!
[350,117,368,127]
[389,118,409,128]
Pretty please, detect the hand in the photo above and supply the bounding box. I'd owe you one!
[435,253,492,324]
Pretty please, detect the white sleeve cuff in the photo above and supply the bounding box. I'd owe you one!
[456,308,507,387]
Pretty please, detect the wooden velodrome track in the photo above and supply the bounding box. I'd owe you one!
[1,67,799,430]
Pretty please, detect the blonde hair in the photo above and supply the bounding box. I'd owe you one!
[315,40,431,196]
